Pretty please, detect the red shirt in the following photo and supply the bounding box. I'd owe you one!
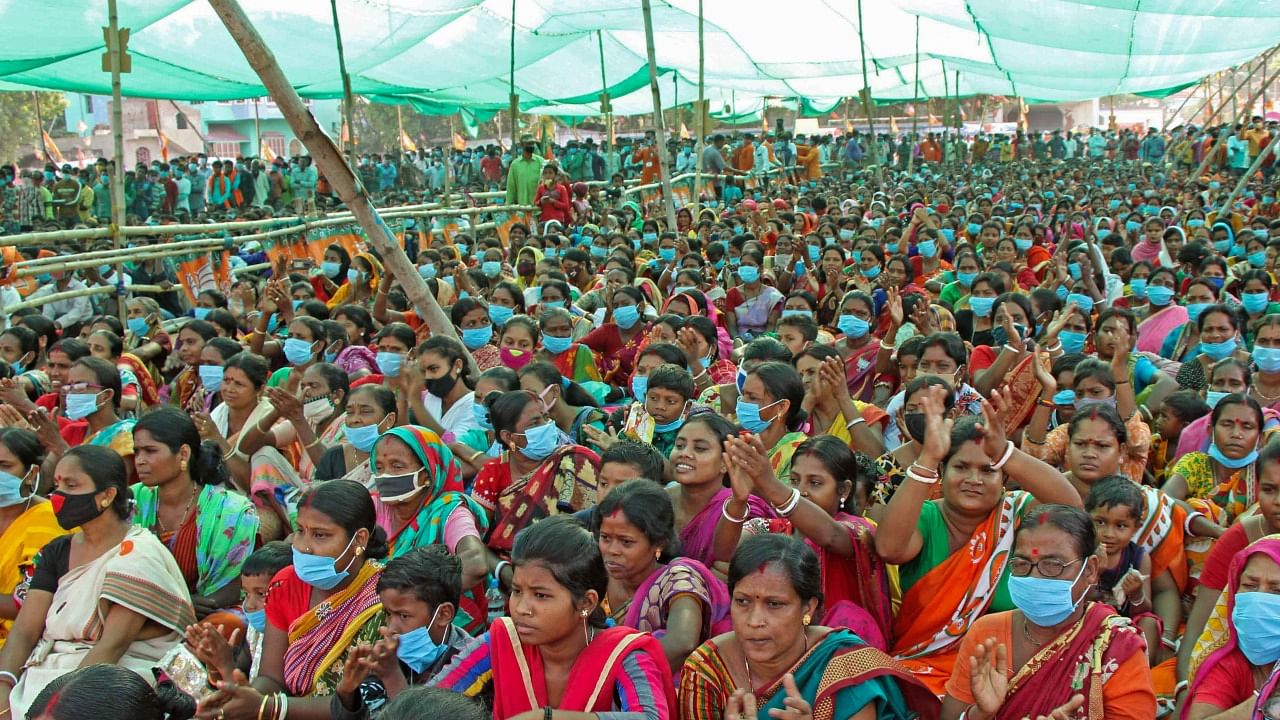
[481,156,503,182]
[265,566,312,632]
[534,182,571,226]
[1186,650,1256,711]
[1199,522,1251,591]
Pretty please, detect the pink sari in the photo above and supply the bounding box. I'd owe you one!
[678,487,773,567]
[1136,305,1188,355]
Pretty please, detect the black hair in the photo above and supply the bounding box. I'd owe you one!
[90,329,123,358]
[378,688,487,720]
[306,362,351,409]
[598,441,666,484]
[511,515,609,628]
[133,407,228,487]
[62,445,133,520]
[492,281,528,314]
[682,315,719,358]
[992,292,1037,336]
[203,336,243,363]
[486,390,537,445]
[636,342,688,370]
[349,384,397,420]
[904,375,959,412]
[1068,396,1129,446]
[297,479,389,559]
[222,352,270,389]
[377,545,463,609]
[1017,504,1098,561]
[325,243,352,280]
[1210,392,1265,431]
[477,365,519,392]
[73,356,122,412]
[2,326,37,369]
[793,344,839,366]
[48,337,90,362]
[373,321,417,351]
[778,313,820,342]
[333,304,375,343]
[241,540,292,577]
[417,335,474,389]
[742,336,793,364]
[918,332,966,370]
[790,435,874,514]
[178,319,218,345]
[1084,475,1144,522]
[0,427,44,476]
[1210,357,1252,388]
[297,299,330,321]
[1161,389,1210,424]
[1072,357,1117,394]
[1050,352,1087,379]
[1195,302,1243,334]
[17,314,57,353]
[206,309,238,337]
[748,361,806,431]
[1096,307,1138,338]
[646,363,695,402]
[518,361,598,408]
[727,534,823,605]
[593,479,680,556]
[25,663,195,720]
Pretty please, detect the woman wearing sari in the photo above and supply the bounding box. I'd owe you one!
[243,362,351,498]
[195,480,389,719]
[169,319,217,410]
[0,428,59,647]
[580,286,654,388]
[724,251,783,341]
[537,307,601,385]
[313,384,397,489]
[431,516,674,719]
[1137,267,1186,355]
[368,425,490,633]
[326,251,382,309]
[594,479,728,672]
[679,534,939,720]
[518,362,607,449]
[1183,535,1280,719]
[472,390,600,556]
[942,504,1155,719]
[131,408,257,620]
[831,290,882,401]
[0,446,194,719]
[714,435,894,650]
[875,385,1082,695]
[452,297,502,372]
[56,356,137,466]
[1162,279,1224,364]
[1165,393,1266,525]
[969,294,1057,431]
[737,362,809,486]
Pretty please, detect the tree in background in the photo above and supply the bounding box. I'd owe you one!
[0,91,66,166]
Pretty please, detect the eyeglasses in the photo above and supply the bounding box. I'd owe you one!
[1008,557,1081,579]
[60,382,105,395]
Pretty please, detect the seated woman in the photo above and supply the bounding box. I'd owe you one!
[451,297,501,371]
[714,435,893,650]
[0,446,194,718]
[944,504,1156,719]
[518,362,607,449]
[536,306,601,385]
[329,304,378,379]
[456,368,519,474]
[696,337,792,420]
[369,426,489,631]
[314,384,397,489]
[873,376,956,507]
[431,516,674,718]
[0,428,60,646]
[594,479,728,671]
[875,385,1081,695]
[406,336,481,450]
[197,480,389,716]
[131,407,258,620]
[242,362,352,496]
[679,533,938,720]
[45,357,137,478]
[21,663,196,720]
[168,319,217,409]
[0,326,49,401]
[738,361,809,485]
[793,346,886,456]
[85,328,155,414]
[1164,392,1266,526]
[193,336,243,413]
[1184,535,1280,718]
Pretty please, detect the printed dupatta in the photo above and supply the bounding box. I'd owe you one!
[282,559,384,696]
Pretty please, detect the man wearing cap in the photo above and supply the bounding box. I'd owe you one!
[506,136,545,205]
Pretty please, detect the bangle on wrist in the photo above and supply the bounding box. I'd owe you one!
[845,416,866,430]
[1037,398,1056,409]
[773,488,801,517]
[0,670,17,687]
[721,499,749,524]
[991,440,1016,470]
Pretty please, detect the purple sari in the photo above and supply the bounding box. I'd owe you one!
[678,487,773,567]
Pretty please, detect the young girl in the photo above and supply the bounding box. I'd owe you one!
[1085,475,1160,663]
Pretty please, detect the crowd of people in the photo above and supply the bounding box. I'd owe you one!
[0,112,1278,720]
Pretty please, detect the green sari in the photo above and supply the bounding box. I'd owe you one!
[131,483,259,597]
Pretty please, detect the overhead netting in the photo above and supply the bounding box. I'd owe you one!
[0,0,1275,113]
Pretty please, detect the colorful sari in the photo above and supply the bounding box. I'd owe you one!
[118,352,160,407]
[841,337,881,401]
[1137,304,1188,355]
[170,366,200,409]
[478,445,601,553]
[622,559,730,643]
[548,343,601,384]
[282,559,385,697]
[1172,451,1259,522]
[768,430,808,486]
[0,502,63,646]
[891,491,1033,694]
[84,418,136,457]
[482,617,674,718]
[131,483,258,597]
[7,526,195,719]
[1135,485,1190,593]
[679,629,939,720]
[994,604,1151,719]
[678,487,774,567]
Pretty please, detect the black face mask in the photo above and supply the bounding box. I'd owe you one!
[51,490,107,530]
[901,412,927,444]
[425,370,459,398]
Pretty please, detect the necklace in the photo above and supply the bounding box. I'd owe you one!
[1253,380,1280,403]
[743,629,809,694]
[1021,616,1047,647]
[157,484,198,535]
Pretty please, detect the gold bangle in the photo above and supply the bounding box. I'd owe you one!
[257,694,272,720]
[303,437,322,450]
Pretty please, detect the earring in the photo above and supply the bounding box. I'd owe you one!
[802,614,811,626]
[655,550,662,561]
[180,460,188,473]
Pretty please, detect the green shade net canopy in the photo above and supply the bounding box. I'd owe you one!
[0,0,1274,114]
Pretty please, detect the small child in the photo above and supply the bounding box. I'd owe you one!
[333,546,470,720]
[1149,390,1210,485]
[1085,476,1162,663]
[239,541,294,678]
[573,439,667,528]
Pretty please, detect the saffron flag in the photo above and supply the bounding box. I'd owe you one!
[158,129,170,162]
[259,138,276,164]
[42,130,65,164]
[400,130,418,153]
[452,132,466,152]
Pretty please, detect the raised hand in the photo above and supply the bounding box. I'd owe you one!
[185,622,239,682]
[999,311,1025,354]
[723,432,777,495]
[885,286,904,328]
[724,687,759,720]
[969,638,1009,716]
[582,424,620,451]
[1043,303,1077,344]
[916,384,953,466]
[767,673,813,720]
[818,356,853,405]
[265,386,305,423]
[977,385,1013,460]
[335,643,377,699]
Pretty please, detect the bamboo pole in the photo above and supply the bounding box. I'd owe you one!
[1218,135,1276,214]
[209,0,477,371]
[640,0,678,232]
[33,91,50,164]
[907,15,920,174]
[597,30,615,173]
[329,0,355,153]
[508,0,519,151]
[6,284,168,313]
[1194,65,1280,179]
[856,0,882,180]
[106,0,129,324]
[693,0,704,212]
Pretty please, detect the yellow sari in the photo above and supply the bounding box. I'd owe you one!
[0,502,64,646]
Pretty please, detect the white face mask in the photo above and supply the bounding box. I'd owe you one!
[302,396,334,423]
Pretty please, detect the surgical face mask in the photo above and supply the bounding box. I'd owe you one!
[418,263,437,280]
[127,316,150,336]
[292,534,358,590]
[1014,238,1032,252]
[1208,440,1258,470]
[542,334,572,355]
[1231,590,1280,665]
[461,325,494,350]
[956,271,978,287]
[1128,278,1147,299]
[1065,293,1094,315]
[0,468,34,508]
[1248,251,1268,269]
[396,604,451,673]
[193,307,212,321]
[1205,390,1230,410]
[1074,396,1116,411]
[653,407,688,434]
[376,351,404,378]
[1145,285,1174,306]
[736,398,782,434]
[1067,263,1082,281]
[64,391,103,421]
[969,296,995,318]
[836,314,870,339]
[488,304,514,327]
[1008,557,1091,627]
[1200,337,1238,361]
[283,337,316,365]
[245,608,267,633]
[1242,290,1270,314]
[631,374,649,402]
[517,420,559,461]
[345,421,383,453]
[482,260,503,278]
[612,304,641,330]
[917,240,938,258]
[1058,330,1088,354]
[1185,302,1211,322]
[1253,345,1280,373]
[373,468,423,504]
[198,365,224,392]
[541,299,565,311]
[303,396,334,422]
[671,286,697,297]
[1051,389,1076,406]
[738,266,760,284]
[347,268,366,284]
[861,265,882,280]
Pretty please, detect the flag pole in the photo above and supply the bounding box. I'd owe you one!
[329,0,355,152]
[692,0,704,214]
[32,92,50,163]
[640,0,678,231]
[105,0,129,323]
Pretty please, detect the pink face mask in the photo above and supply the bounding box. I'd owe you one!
[500,346,533,371]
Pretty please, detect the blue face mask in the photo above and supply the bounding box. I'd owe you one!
[64,392,102,421]
[613,304,641,330]
[1096,228,1111,241]
[653,410,687,434]
[1248,251,1268,269]
[1232,591,1280,665]
[292,535,357,591]
[482,261,503,278]
[940,228,955,242]
[590,245,608,259]
[781,308,813,320]
[738,266,760,284]
[956,271,978,287]
[969,296,995,318]
[283,337,316,366]
[659,247,677,263]
[1213,238,1232,253]
[1187,219,1205,229]
[1014,238,1032,252]
[1208,440,1258,470]
[127,316,150,336]
[1254,345,1280,373]
[967,222,982,237]
[0,468,31,508]
[489,304,514,327]
[861,265,882,280]
[643,232,659,243]
[1145,285,1174,306]
[1058,330,1088,354]
[837,314,870,339]
[541,299,565,311]
[376,351,404,378]
[1109,199,1122,210]
[807,245,821,262]
[736,398,781,434]
[1065,293,1094,315]
[455,243,469,258]
[244,608,267,633]
[1200,337,1238,361]
[1067,263,1082,281]
[345,421,383,453]
[542,334,572,355]
[917,240,938,258]
[1008,559,1090,627]
[1206,277,1224,290]
[735,367,747,393]
[517,420,560,461]
[418,263,437,280]
[472,402,493,431]
[347,268,366,284]
[1125,220,1142,233]
[396,607,450,673]
[1128,278,1147,299]
[461,325,494,350]
[1051,389,1076,406]
[1205,390,1230,410]
[193,307,212,321]
[1055,285,1069,301]
[1185,302,1211,322]
[199,365,224,392]
[886,242,900,254]
[322,261,341,279]
[1242,291,1270,314]
[631,374,648,402]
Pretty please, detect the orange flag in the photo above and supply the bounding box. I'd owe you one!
[42,130,65,164]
